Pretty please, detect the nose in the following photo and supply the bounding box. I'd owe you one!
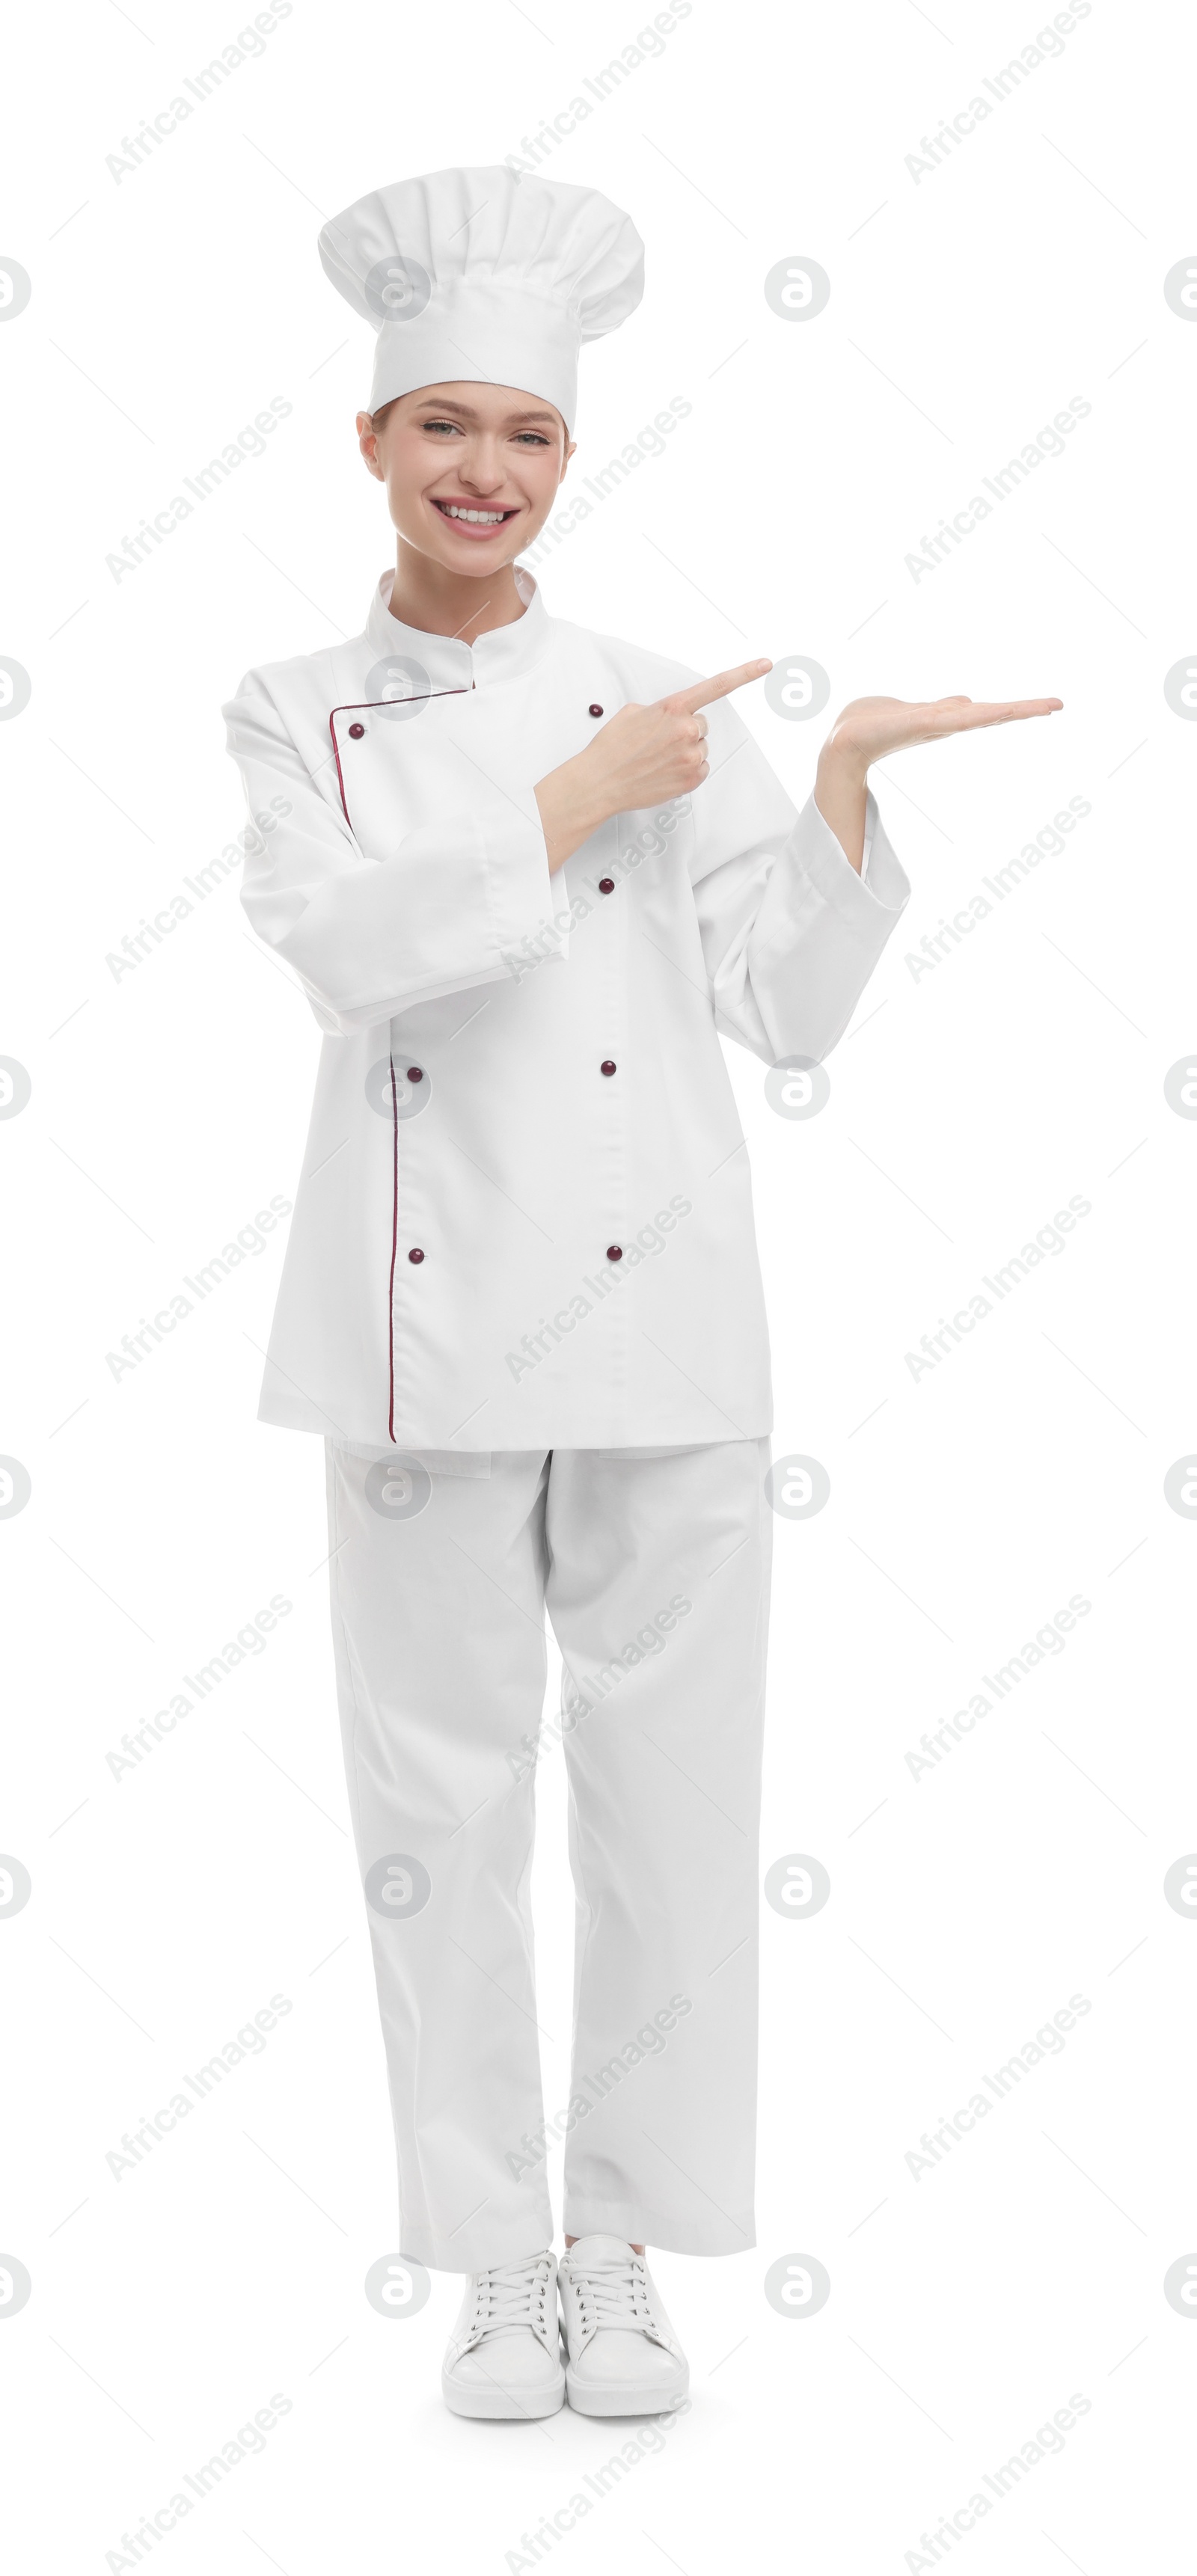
[458,438,507,494]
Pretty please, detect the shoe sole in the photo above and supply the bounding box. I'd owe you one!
[442,2366,566,2420]
[565,2364,689,2417]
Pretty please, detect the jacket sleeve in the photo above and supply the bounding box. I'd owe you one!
[688,697,911,1066]
[223,669,557,1033]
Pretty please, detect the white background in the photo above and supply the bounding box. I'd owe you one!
[2,0,1196,2567]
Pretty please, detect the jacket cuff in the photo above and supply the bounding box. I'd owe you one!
[481,788,559,962]
[799,787,910,922]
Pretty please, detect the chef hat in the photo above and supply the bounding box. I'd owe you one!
[318,165,644,435]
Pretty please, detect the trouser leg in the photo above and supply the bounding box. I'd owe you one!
[544,1439,772,2255]
[325,1444,554,2272]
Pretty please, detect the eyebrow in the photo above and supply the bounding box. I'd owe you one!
[411,398,559,426]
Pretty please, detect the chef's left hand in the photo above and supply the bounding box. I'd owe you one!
[815,690,1063,874]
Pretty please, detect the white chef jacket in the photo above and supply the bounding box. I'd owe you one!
[223,568,910,1451]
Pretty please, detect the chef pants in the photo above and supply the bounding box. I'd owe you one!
[324,1437,771,2272]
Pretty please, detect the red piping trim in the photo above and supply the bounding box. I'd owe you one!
[387,1052,399,1442]
[326,693,465,1440]
[328,712,352,825]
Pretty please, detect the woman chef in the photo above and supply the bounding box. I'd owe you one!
[223,165,1059,2422]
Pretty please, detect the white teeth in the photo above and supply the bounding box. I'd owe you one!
[441,503,506,524]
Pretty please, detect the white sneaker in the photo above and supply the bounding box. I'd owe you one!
[441,2248,566,2419]
[557,2235,689,2417]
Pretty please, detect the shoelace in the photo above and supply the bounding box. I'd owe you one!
[468,2253,553,2346]
[567,2252,660,2338]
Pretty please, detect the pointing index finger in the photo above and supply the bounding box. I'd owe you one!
[661,660,773,717]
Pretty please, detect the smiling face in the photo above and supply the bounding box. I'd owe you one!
[357,381,575,577]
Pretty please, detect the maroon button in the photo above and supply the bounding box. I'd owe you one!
[600,1060,616,1076]
[588,703,604,717]
[598,877,614,894]
[606,1244,622,1262]
[406,1066,423,1082]
[348,722,365,738]
[408,1248,424,1264]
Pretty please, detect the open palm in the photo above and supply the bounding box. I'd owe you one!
[824,692,1063,768]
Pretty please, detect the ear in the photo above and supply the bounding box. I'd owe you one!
[560,438,578,485]
[356,411,385,483]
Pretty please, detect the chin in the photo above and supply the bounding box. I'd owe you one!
[444,541,524,577]
[440,541,518,575]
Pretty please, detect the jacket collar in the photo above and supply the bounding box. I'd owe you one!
[363,561,552,692]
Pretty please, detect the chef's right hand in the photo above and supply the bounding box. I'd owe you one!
[534,659,771,874]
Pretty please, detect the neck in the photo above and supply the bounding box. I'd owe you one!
[385,542,527,644]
